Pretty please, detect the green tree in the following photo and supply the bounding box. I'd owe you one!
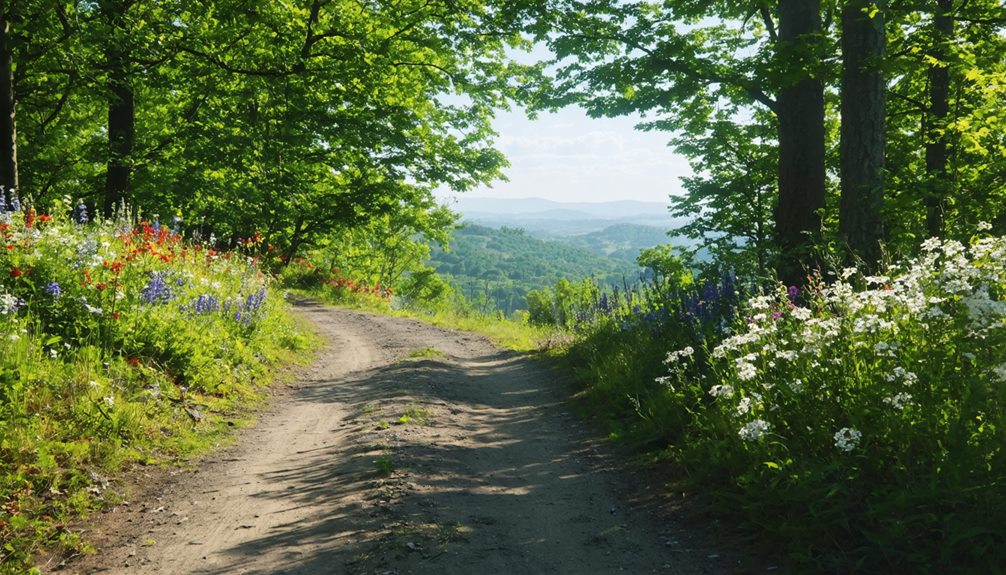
[534,0,829,284]
[670,115,777,279]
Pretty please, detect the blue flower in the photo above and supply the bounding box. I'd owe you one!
[73,202,89,224]
[192,294,219,315]
[140,271,174,304]
[45,281,62,299]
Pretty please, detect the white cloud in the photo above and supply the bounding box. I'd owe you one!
[463,107,692,203]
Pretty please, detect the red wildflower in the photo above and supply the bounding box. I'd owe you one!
[9,268,21,277]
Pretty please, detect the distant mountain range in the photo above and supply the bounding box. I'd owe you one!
[428,199,703,315]
[453,197,672,220]
[448,196,688,237]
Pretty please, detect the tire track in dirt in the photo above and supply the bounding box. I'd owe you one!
[58,301,732,574]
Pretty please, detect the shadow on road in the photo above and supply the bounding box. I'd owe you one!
[195,340,635,575]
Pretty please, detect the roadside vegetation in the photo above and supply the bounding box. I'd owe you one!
[0,204,311,574]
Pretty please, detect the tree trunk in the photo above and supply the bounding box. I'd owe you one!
[102,1,134,216]
[775,0,826,286]
[0,12,19,205]
[839,0,886,268]
[925,0,953,237]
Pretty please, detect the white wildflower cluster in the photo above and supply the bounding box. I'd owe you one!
[833,428,862,452]
[0,292,20,315]
[659,235,1006,457]
[886,367,918,386]
[709,384,734,398]
[663,346,694,365]
[883,392,914,411]
[738,419,770,441]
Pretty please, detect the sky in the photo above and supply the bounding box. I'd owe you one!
[436,106,693,206]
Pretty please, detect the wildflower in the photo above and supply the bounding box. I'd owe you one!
[0,293,21,314]
[73,202,89,224]
[736,396,753,415]
[45,281,62,299]
[709,384,734,398]
[654,375,674,388]
[791,306,812,321]
[834,427,862,452]
[886,367,918,386]
[978,221,993,231]
[736,361,757,381]
[738,419,770,441]
[192,294,220,315]
[664,346,695,365]
[140,271,174,304]
[883,392,913,410]
[103,396,115,408]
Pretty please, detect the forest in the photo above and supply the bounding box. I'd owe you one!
[427,224,643,315]
[1,0,1006,573]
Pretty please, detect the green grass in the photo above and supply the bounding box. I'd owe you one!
[397,404,433,426]
[406,347,444,359]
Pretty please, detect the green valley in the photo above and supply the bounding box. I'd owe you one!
[427,224,643,316]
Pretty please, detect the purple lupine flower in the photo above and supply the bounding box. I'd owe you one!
[45,281,62,299]
[73,202,88,224]
[140,271,174,304]
[193,294,220,315]
[171,216,182,235]
[787,285,801,304]
[242,289,267,315]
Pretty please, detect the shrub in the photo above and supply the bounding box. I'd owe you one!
[659,234,1006,572]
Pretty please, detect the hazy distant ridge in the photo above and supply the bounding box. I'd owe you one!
[453,197,671,220]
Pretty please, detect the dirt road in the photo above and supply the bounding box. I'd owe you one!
[59,302,730,574]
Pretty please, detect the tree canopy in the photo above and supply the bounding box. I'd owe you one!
[528,0,1006,282]
[3,0,538,256]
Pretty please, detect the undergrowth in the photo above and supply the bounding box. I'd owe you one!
[0,204,313,574]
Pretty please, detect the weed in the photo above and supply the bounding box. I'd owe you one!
[398,404,432,426]
[406,347,444,359]
[372,457,394,476]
